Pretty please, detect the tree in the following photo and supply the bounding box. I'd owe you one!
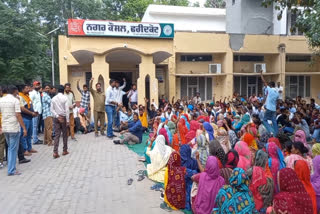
[262,0,320,50]
[192,1,200,7]
[204,0,226,8]
[0,1,51,85]
[154,0,189,6]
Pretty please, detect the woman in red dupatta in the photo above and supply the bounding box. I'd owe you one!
[273,168,313,214]
[172,118,188,152]
[294,160,317,214]
[164,151,186,210]
[185,120,200,143]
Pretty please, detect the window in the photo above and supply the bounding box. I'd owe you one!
[286,55,311,62]
[234,76,262,97]
[288,12,304,36]
[285,76,310,98]
[180,77,212,101]
[180,55,213,62]
[234,55,264,62]
[85,72,92,87]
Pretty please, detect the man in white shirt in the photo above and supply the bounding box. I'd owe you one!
[113,78,126,130]
[127,84,138,106]
[276,82,283,100]
[0,85,27,176]
[51,85,70,159]
[193,92,201,104]
[29,81,43,144]
[105,79,117,139]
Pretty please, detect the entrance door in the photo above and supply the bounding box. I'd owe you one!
[188,86,197,100]
[248,84,257,97]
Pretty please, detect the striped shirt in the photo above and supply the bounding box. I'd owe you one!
[77,86,90,108]
[42,92,52,119]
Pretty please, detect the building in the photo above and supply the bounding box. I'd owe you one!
[59,2,320,106]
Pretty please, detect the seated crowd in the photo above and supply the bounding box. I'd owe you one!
[112,88,320,213]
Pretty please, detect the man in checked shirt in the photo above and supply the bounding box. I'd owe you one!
[77,80,90,116]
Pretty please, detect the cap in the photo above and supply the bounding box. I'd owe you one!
[178,105,184,110]
[33,81,40,86]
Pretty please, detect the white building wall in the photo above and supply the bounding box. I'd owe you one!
[142,4,226,32]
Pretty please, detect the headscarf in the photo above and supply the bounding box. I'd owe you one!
[172,118,188,151]
[312,144,320,157]
[294,160,317,214]
[294,130,312,156]
[195,156,225,214]
[159,128,169,145]
[224,149,239,169]
[286,153,313,172]
[266,142,285,193]
[203,122,214,141]
[243,133,258,150]
[180,144,198,170]
[185,120,199,143]
[234,141,252,171]
[196,134,208,166]
[268,137,282,150]
[167,121,176,136]
[311,155,320,213]
[240,114,250,125]
[147,135,173,177]
[213,168,257,214]
[254,150,268,168]
[273,168,313,214]
[164,151,186,210]
[181,114,190,130]
[249,166,268,211]
[209,140,226,167]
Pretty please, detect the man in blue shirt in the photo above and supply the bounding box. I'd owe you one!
[105,79,117,139]
[113,113,142,145]
[260,71,279,137]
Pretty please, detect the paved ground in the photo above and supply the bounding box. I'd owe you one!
[0,133,172,214]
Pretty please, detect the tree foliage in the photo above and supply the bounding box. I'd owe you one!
[0,0,191,85]
[0,1,51,85]
[262,0,320,50]
[204,0,226,8]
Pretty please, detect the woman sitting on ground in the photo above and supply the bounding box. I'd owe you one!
[220,149,239,185]
[213,168,258,214]
[192,156,225,214]
[285,141,313,172]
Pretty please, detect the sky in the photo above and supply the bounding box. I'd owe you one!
[189,0,206,7]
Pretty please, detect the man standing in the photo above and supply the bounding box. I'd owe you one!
[113,78,126,130]
[51,85,70,159]
[193,92,201,104]
[105,79,117,139]
[127,84,137,106]
[89,78,106,137]
[19,85,38,156]
[276,82,283,100]
[76,80,90,115]
[64,83,76,141]
[261,71,279,137]
[42,84,53,146]
[29,81,43,145]
[0,86,6,169]
[0,85,27,176]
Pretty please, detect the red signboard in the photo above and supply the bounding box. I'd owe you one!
[68,19,85,36]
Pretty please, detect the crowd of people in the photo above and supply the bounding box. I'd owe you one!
[110,72,320,213]
[1,71,320,213]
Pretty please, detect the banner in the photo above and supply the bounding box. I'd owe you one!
[68,19,174,39]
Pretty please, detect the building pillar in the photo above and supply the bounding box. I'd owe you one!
[222,50,234,99]
[58,35,69,85]
[279,50,286,98]
[91,54,109,92]
[168,56,176,100]
[138,55,157,106]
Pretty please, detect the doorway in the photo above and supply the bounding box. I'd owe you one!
[110,72,133,107]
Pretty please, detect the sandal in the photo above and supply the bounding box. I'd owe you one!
[160,202,172,212]
[127,178,133,185]
[137,174,145,181]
